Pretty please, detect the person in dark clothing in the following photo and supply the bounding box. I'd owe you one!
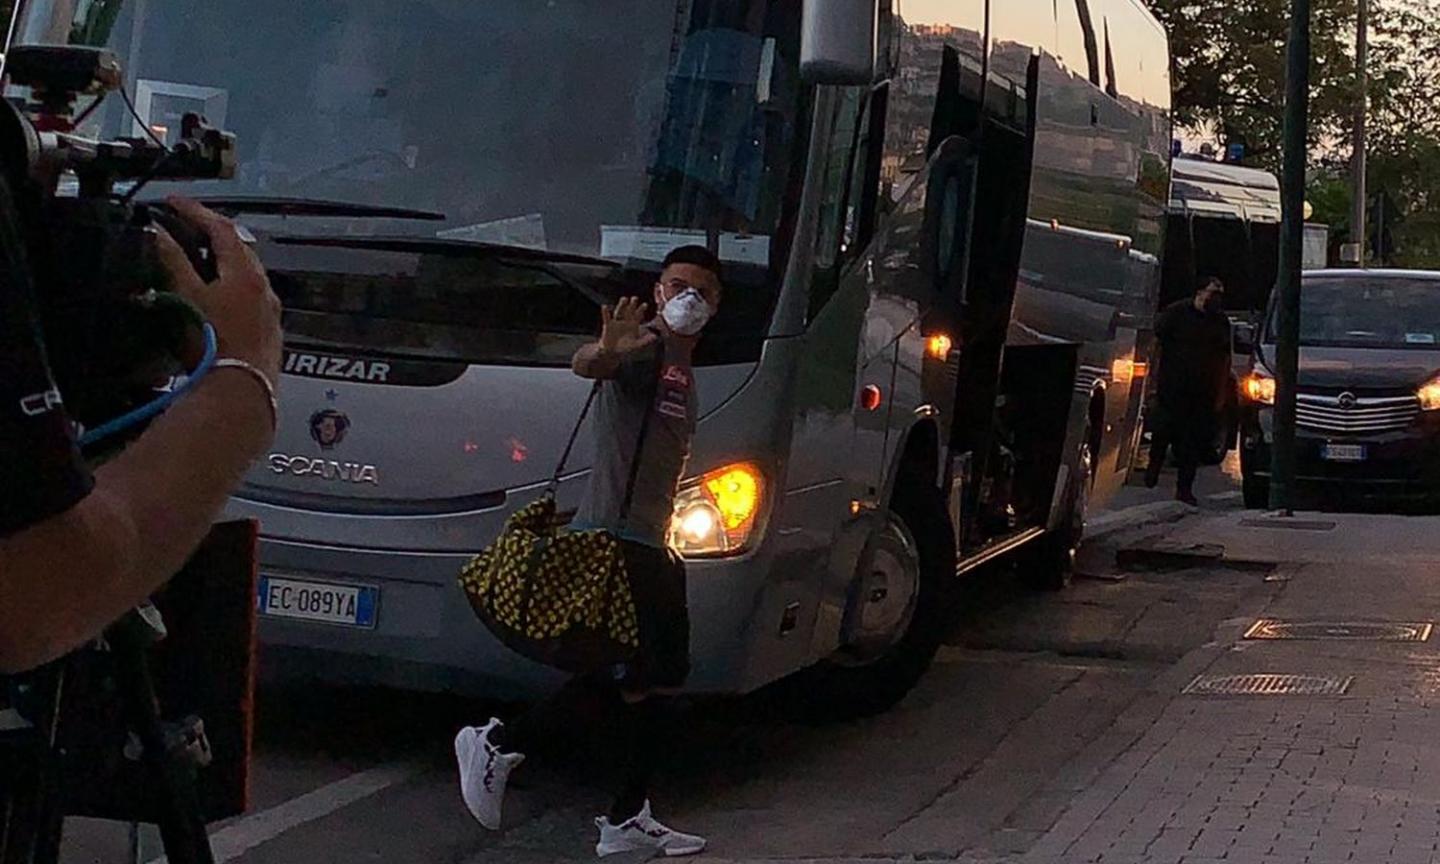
[454,246,722,858]
[0,197,281,674]
[1145,277,1233,505]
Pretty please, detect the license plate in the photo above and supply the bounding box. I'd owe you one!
[1321,443,1367,462]
[257,575,378,628]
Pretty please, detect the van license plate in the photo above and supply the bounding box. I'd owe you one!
[257,576,378,628]
[1321,443,1367,462]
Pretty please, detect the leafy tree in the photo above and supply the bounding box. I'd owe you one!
[1151,0,1440,267]
[1146,0,1361,167]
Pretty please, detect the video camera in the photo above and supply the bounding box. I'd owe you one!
[0,44,249,864]
[0,43,236,455]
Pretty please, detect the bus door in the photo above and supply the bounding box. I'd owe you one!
[919,136,980,539]
[944,80,1038,554]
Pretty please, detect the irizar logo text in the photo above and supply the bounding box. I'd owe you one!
[284,353,392,383]
[269,453,379,485]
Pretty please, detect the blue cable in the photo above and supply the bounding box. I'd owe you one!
[78,323,219,448]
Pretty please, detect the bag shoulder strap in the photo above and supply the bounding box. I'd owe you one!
[618,339,667,527]
[547,380,603,494]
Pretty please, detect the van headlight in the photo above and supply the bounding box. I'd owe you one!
[668,462,765,557]
[1418,377,1440,410]
[1242,369,1276,405]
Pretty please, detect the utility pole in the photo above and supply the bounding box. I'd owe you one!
[1351,0,1369,267]
[1269,0,1311,514]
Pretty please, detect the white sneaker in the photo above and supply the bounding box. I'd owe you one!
[594,800,706,858]
[454,718,523,830]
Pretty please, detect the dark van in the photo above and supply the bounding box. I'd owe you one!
[1239,270,1440,507]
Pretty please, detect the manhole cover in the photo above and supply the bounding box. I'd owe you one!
[1183,673,1353,696]
[1244,620,1433,642]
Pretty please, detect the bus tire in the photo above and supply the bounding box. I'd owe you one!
[1021,434,1093,591]
[796,484,955,722]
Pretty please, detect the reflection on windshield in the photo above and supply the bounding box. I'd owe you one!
[264,239,767,367]
[18,0,804,280]
[1270,279,1440,349]
[270,248,608,367]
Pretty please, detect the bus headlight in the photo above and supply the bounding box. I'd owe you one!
[668,462,765,557]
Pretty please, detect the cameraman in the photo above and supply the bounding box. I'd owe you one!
[0,196,280,674]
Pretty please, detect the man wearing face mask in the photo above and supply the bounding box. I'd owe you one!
[1144,276,1233,505]
[456,246,721,857]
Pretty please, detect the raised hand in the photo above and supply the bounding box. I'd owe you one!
[599,296,659,357]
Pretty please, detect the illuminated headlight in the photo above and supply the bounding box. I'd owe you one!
[1242,370,1276,405]
[1418,378,1440,411]
[668,462,765,557]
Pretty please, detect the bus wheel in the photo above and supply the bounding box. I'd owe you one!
[797,484,955,721]
[1021,435,1093,591]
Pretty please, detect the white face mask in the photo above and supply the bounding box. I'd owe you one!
[660,288,713,337]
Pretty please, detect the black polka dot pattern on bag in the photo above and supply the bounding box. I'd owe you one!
[459,496,641,658]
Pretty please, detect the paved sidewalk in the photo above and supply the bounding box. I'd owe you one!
[1015,511,1440,864]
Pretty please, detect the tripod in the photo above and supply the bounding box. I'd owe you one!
[0,611,216,864]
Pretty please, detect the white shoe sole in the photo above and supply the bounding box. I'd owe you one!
[664,844,706,858]
[596,840,706,858]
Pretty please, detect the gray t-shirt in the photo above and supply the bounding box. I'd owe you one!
[572,336,697,547]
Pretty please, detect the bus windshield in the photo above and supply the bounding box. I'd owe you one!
[13,0,806,358]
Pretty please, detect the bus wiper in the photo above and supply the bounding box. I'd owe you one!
[271,234,618,268]
[181,197,446,222]
[270,234,621,305]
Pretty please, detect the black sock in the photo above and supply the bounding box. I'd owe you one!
[496,674,610,757]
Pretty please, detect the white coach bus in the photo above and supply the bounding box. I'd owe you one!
[11,0,1170,714]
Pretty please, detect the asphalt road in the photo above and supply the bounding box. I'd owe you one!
[55,484,1268,864]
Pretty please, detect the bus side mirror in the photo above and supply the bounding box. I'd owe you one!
[801,0,878,85]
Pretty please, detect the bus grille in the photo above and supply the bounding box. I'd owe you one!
[1295,392,1419,434]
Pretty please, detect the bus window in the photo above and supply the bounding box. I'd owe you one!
[34,0,812,364]
[885,0,985,189]
[844,84,888,259]
[1136,13,1173,109]
[272,252,608,368]
[990,0,1053,54]
[811,83,888,322]
[1058,0,1102,87]
[1097,0,1171,109]
[989,1,1051,92]
[1102,18,1119,99]
[812,86,867,316]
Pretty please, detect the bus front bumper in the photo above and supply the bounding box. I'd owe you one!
[250,536,771,699]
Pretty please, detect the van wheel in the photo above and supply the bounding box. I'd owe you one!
[796,484,955,721]
[1242,473,1269,509]
[1022,436,1093,591]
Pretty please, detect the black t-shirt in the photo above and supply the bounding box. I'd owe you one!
[1154,299,1232,409]
[0,187,94,536]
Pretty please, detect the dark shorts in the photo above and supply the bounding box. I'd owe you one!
[616,540,691,691]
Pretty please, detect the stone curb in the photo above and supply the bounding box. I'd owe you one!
[1085,499,1194,543]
